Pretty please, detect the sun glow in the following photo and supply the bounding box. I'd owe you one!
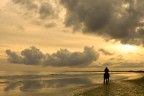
[115,44,138,53]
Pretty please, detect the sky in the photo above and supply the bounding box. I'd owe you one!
[0,0,144,71]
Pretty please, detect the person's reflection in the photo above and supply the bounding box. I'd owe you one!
[104,84,110,96]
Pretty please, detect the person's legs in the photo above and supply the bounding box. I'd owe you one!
[104,73,105,83]
[104,77,106,83]
[107,73,110,83]
[105,78,108,84]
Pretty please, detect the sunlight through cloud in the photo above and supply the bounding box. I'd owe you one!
[116,44,138,53]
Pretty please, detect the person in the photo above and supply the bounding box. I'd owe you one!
[104,67,110,84]
[104,67,109,73]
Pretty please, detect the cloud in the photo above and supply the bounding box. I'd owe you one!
[6,50,22,64]
[99,48,114,55]
[99,61,144,68]
[102,62,112,67]
[60,0,144,45]
[12,0,57,20]
[6,46,99,67]
[113,62,144,68]
[45,22,57,28]
[110,57,124,61]
[6,46,44,65]
[39,3,55,19]
[12,0,38,10]
[109,55,124,61]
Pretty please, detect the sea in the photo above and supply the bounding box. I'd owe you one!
[0,71,142,96]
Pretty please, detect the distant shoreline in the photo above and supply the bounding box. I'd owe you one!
[66,71,144,73]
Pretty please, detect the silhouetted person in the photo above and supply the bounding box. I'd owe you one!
[104,67,110,84]
[104,67,109,73]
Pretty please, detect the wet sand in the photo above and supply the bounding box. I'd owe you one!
[70,75,144,96]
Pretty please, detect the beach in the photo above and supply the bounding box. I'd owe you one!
[70,73,144,96]
[0,71,144,96]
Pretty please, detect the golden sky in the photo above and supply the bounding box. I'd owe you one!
[0,0,144,71]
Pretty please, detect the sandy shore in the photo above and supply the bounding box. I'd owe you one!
[69,75,144,96]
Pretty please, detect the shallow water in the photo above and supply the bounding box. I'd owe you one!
[0,71,142,96]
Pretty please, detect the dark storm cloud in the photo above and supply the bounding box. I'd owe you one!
[39,3,55,19]
[6,46,44,65]
[6,46,99,67]
[60,0,144,45]
[20,46,44,64]
[6,50,22,64]
[99,48,114,55]
[60,0,112,31]
[43,46,99,67]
